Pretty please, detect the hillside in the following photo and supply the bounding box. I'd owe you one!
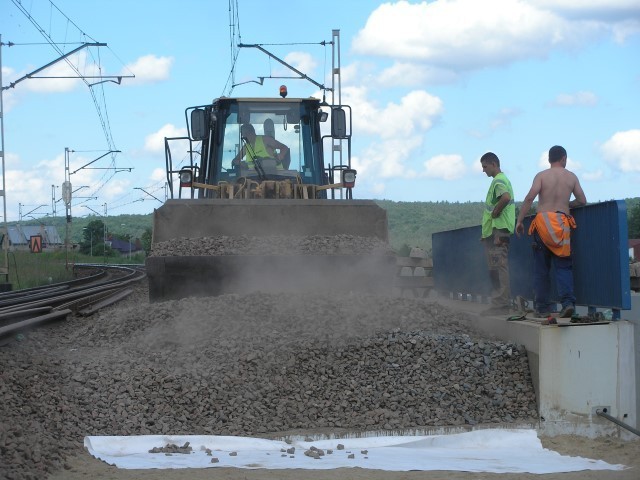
[379,196,640,253]
[375,200,484,253]
[9,214,154,244]
[11,197,639,254]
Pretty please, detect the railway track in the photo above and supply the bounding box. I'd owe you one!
[0,264,146,340]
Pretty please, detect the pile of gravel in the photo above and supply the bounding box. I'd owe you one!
[149,234,395,257]
[0,287,537,479]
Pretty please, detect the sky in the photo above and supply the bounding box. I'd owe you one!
[1,0,639,223]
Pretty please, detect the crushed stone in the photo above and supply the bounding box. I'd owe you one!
[0,281,537,479]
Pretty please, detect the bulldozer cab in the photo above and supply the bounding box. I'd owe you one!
[150,99,394,303]
[165,97,351,199]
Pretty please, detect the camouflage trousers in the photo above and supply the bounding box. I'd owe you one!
[483,229,511,308]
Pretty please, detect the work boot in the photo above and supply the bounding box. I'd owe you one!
[559,305,575,318]
[515,296,533,313]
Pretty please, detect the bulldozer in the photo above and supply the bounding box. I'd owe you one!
[145,32,395,302]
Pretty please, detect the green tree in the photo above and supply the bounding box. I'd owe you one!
[141,227,152,256]
[629,203,640,239]
[81,220,105,256]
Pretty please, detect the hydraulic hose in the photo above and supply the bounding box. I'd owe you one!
[596,408,640,437]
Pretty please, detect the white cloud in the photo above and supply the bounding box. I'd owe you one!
[471,158,484,174]
[582,170,604,181]
[466,108,521,139]
[538,151,548,168]
[354,136,422,179]
[6,51,97,94]
[344,87,443,179]
[552,91,598,106]
[345,88,443,139]
[266,52,318,81]
[489,108,521,131]
[352,0,637,87]
[537,150,581,170]
[421,154,467,180]
[338,61,376,85]
[284,52,317,76]
[568,158,582,171]
[611,19,640,43]
[531,0,640,21]
[5,152,74,220]
[370,182,386,195]
[601,129,640,172]
[532,1,640,41]
[122,55,173,85]
[144,124,188,153]
[1,66,21,112]
[151,168,168,182]
[100,176,131,199]
[377,62,458,87]
[353,1,575,69]
[4,151,20,168]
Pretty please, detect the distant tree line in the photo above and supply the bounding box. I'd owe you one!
[12,197,640,256]
[378,197,640,255]
[628,201,640,239]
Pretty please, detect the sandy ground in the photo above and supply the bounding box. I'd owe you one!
[49,434,640,480]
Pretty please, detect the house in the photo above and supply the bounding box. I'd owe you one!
[108,237,143,257]
[629,239,640,262]
[7,225,63,249]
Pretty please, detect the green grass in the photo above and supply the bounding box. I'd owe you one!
[5,249,146,290]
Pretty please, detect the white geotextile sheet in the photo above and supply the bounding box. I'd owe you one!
[84,429,626,473]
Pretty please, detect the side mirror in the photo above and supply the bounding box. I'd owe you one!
[319,110,329,122]
[190,108,212,141]
[331,107,348,139]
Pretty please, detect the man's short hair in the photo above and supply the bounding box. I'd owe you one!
[549,145,567,163]
[480,152,500,167]
[240,123,255,136]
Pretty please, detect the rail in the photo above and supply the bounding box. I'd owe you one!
[0,264,146,339]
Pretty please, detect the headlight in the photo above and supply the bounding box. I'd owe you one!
[179,169,193,187]
[342,169,357,188]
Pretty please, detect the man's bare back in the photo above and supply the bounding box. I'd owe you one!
[533,167,585,214]
[515,148,586,236]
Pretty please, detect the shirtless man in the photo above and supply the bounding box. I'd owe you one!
[516,145,587,318]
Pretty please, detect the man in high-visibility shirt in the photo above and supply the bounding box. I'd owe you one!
[480,152,516,315]
[516,145,587,318]
[232,123,290,170]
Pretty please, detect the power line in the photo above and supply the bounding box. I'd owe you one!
[10,0,122,169]
[223,1,332,96]
[225,0,242,96]
[48,0,99,43]
[4,41,87,46]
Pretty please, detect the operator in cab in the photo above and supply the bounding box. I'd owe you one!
[232,123,290,170]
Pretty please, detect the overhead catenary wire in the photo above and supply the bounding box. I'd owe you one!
[10,0,125,190]
[224,0,332,97]
[8,0,147,222]
[224,0,242,96]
